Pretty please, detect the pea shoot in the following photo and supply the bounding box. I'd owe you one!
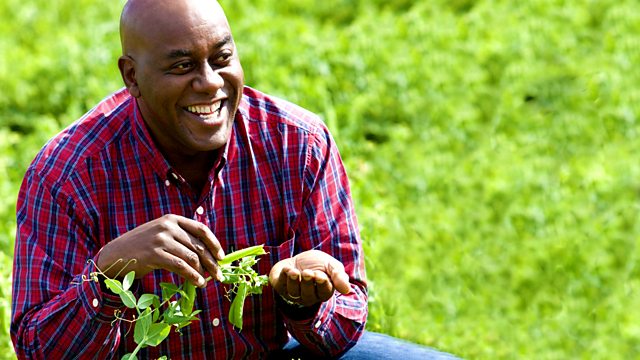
[86,244,269,360]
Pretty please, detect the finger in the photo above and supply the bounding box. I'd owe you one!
[180,231,223,281]
[314,270,334,301]
[268,261,283,287]
[176,216,225,261]
[165,226,209,275]
[300,269,317,305]
[160,230,209,283]
[161,249,206,287]
[270,259,297,296]
[285,267,302,300]
[327,260,351,295]
[271,265,290,297]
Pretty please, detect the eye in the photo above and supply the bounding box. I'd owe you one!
[170,61,195,74]
[213,52,233,66]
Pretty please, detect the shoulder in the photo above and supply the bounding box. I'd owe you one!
[26,88,134,192]
[238,86,327,135]
[236,86,342,176]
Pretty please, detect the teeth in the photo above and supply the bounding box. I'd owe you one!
[186,101,221,115]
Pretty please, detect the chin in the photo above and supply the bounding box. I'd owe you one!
[198,136,230,152]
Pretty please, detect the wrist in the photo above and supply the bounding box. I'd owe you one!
[278,293,304,308]
[275,293,320,320]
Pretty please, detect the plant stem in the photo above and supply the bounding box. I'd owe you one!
[217,245,266,266]
[128,340,144,359]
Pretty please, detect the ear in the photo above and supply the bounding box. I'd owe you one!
[118,55,141,98]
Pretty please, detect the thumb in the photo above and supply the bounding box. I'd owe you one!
[268,260,283,286]
[327,259,351,295]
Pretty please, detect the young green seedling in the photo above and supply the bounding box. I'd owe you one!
[207,244,269,329]
[85,244,269,359]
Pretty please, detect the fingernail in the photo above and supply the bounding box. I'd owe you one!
[217,268,224,282]
[197,277,206,287]
[217,249,225,260]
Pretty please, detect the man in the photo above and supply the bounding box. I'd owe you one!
[12,0,457,358]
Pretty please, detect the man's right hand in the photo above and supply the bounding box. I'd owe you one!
[96,214,225,288]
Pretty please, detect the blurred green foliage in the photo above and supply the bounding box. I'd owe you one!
[2,0,640,358]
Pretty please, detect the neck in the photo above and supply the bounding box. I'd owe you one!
[167,150,219,192]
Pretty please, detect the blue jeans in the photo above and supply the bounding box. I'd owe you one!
[275,331,460,359]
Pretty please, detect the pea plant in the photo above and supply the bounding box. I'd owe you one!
[87,244,269,360]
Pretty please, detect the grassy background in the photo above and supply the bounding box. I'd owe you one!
[2,0,640,358]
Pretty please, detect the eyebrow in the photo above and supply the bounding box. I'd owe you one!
[166,34,233,59]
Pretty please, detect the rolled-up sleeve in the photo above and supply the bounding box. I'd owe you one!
[11,169,124,359]
[280,123,368,357]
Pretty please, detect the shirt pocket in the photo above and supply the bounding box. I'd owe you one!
[257,237,295,277]
[230,226,296,276]
[238,237,294,340]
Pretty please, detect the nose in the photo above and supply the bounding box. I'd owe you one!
[192,62,224,94]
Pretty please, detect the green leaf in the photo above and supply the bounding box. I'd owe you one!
[239,255,258,267]
[220,272,241,284]
[120,290,137,309]
[164,300,177,317]
[247,285,264,295]
[153,295,161,310]
[123,271,135,291]
[103,279,123,295]
[256,275,269,287]
[152,309,160,323]
[134,308,152,345]
[145,323,171,347]
[160,282,180,300]
[122,354,137,360]
[164,312,192,325]
[180,280,197,316]
[176,321,193,331]
[137,293,157,309]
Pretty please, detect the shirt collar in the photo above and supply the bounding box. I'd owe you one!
[130,96,232,187]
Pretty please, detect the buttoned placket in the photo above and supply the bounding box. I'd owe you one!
[164,171,181,190]
[192,173,226,337]
[165,163,226,335]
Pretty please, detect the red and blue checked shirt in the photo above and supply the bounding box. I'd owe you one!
[12,86,367,359]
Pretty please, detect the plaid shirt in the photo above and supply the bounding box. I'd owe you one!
[12,86,367,359]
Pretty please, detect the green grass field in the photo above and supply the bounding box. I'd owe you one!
[2,0,640,358]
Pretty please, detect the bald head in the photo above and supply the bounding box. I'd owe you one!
[116,0,244,163]
[120,0,229,57]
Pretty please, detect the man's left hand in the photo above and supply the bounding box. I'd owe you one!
[269,250,351,307]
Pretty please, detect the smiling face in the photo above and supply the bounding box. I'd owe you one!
[119,0,244,159]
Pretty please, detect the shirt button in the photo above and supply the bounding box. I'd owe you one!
[92,298,99,308]
[196,206,204,215]
[212,318,220,327]
[314,320,322,329]
[165,179,171,187]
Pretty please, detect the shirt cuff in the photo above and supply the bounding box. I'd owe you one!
[275,293,321,321]
[76,259,128,323]
[280,294,336,334]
